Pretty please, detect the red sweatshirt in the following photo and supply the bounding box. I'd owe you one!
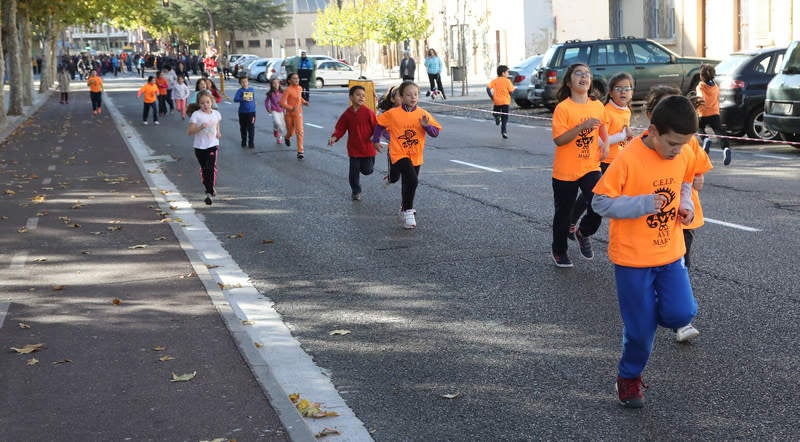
[331,105,378,157]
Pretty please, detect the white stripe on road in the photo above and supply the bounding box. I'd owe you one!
[10,252,28,269]
[0,302,9,329]
[47,165,56,171]
[42,177,52,185]
[704,217,761,232]
[305,122,323,128]
[26,218,39,230]
[450,159,502,173]
[753,153,793,160]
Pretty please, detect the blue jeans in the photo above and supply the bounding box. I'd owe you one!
[615,259,697,379]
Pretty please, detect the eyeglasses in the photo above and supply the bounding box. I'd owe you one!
[613,86,634,93]
[572,70,591,78]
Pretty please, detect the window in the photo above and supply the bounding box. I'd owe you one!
[596,43,631,65]
[558,46,592,68]
[265,40,273,49]
[630,41,671,64]
[305,38,315,48]
[285,38,296,48]
[248,40,260,48]
[235,40,244,49]
[645,0,675,39]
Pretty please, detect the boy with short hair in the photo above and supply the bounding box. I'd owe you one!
[696,63,732,166]
[233,76,257,149]
[328,85,379,201]
[486,65,515,139]
[592,95,699,409]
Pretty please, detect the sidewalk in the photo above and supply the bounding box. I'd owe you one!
[0,91,310,440]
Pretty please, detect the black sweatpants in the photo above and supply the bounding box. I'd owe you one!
[90,91,102,111]
[238,112,256,147]
[698,114,730,149]
[349,156,375,194]
[388,157,420,211]
[493,104,510,134]
[194,146,219,195]
[552,171,603,255]
[142,102,158,122]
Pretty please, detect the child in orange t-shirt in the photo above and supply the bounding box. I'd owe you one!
[156,71,169,117]
[86,69,104,115]
[569,72,634,239]
[372,80,442,229]
[486,65,515,139]
[550,63,609,267]
[592,95,699,409]
[280,72,309,159]
[136,76,160,125]
[696,64,732,165]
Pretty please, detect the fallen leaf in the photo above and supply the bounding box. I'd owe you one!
[36,211,48,217]
[227,233,245,239]
[107,226,122,231]
[159,190,169,195]
[169,205,179,210]
[112,298,122,305]
[242,320,255,326]
[128,244,148,249]
[206,264,220,269]
[31,195,45,203]
[71,201,86,209]
[52,285,65,291]
[295,396,339,418]
[52,359,72,365]
[27,358,39,366]
[289,393,300,403]
[32,258,47,262]
[441,392,461,399]
[261,239,275,244]
[17,227,28,233]
[58,216,70,222]
[159,355,175,362]
[179,271,196,278]
[315,427,341,437]
[4,189,16,195]
[329,329,351,336]
[154,236,167,241]
[254,342,263,348]
[18,323,31,329]
[68,223,81,228]
[170,371,197,382]
[153,346,166,351]
[10,343,45,354]
[81,250,90,255]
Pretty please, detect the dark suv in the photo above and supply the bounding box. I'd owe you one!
[532,37,716,110]
[764,41,800,145]
[716,47,786,141]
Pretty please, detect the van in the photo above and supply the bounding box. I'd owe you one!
[764,41,800,145]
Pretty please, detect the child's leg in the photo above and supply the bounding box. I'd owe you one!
[492,105,501,125]
[175,99,186,117]
[654,259,697,329]
[683,229,695,270]
[152,102,159,122]
[499,104,509,133]
[348,158,362,195]
[576,171,603,236]
[394,157,418,211]
[285,113,295,140]
[551,178,580,255]
[614,265,659,379]
[247,112,255,146]
[238,113,248,146]
[295,114,305,153]
[359,156,375,176]
[142,103,149,121]
[194,147,219,195]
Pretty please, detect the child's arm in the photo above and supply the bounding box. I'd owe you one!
[553,118,603,146]
[485,86,493,99]
[678,182,695,225]
[420,112,440,137]
[233,89,242,102]
[592,193,663,219]
[598,124,609,160]
[328,112,348,146]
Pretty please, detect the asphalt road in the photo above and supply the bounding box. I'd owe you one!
[106,74,800,441]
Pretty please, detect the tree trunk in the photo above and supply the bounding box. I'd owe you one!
[4,0,23,115]
[19,3,33,106]
[0,2,6,127]
[38,15,54,93]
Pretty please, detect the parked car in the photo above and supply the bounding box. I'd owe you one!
[764,41,800,145]
[265,58,287,82]
[232,55,258,77]
[228,53,257,66]
[314,60,365,87]
[508,54,543,108]
[532,37,716,111]
[246,57,274,82]
[715,47,786,141]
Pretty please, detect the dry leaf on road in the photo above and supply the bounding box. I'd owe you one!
[315,427,341,437]
[10,343,45,354]
[170,371,197,382]
[441,392,461,399]
[329,330,351,336]
[18,323,31,329]
[27,358,39,366]
[159,356,175,362]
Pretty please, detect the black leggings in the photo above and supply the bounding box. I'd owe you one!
[142,102,158,122]
[493,104,510,133]
[569,162,609,225]
[238,112,256,146]
[552,172,603,255]
[194,146,219,194]
[388,157,420,211]
[698,115,730,149]
[427,73,445,98]
[349,156,375,194]
[90,91,102,111]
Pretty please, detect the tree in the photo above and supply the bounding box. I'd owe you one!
[0,2,6,126]
[373,0,432,46]
[5,0,24,115]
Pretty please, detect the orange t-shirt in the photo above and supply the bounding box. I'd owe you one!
[696,81,720,117]
[487,76,515,106]
[592,136,694,267]
[683,136,713,230]
[280,84,307,116]
[156,77,168,96]
[137,83,158,104]
[602,102,631,164]
[87,76,103,93]
[376,106,442,166]
[551,97,606,181]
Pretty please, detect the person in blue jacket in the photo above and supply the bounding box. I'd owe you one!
[424,48,446,99]
[233,76,257,148]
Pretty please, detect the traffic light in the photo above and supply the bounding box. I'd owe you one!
[162,0,169,7]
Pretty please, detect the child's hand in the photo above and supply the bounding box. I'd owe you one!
[327,136,336,146]
[624,126,633,141]
[373,142,383,153]
[692,174,705,191]
[653,194,667,211]
[599,141,609,161]
[215,132,221,139]
[420,115,430,126]
[580,118,602,131]
[678,208,694,225]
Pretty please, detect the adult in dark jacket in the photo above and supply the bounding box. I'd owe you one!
[399,51,416,81]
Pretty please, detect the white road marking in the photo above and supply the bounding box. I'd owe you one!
[47,165,56,171]
[305,122,323,128]
[10,252,28,269]
[450,159,502,173]
[704,217,761,232]
[42,177,52,185]
[0,302,9,328]
[753,153,793,160]
[26,218,39,230]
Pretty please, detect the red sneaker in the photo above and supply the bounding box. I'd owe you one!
[616,375,648,408]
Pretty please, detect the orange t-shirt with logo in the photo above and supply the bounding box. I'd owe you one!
[377,106,441,166]
[602,102,631,164]
[592,136,694,267]
[696,81,720,117]
[488,76,515,106]
[87,76,103,93]
[551,97,606,181]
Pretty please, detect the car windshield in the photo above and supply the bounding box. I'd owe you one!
[513,56,543,71]
[715,54,751,76]
[781,42,800,74]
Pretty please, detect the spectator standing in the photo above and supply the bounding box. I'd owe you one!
[400,51,416,81]
[424,49,445,99]
[297,51,314,102]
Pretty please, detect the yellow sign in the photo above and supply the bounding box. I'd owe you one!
[348,79,376,113]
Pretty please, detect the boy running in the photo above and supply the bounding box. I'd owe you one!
[486,65,515,139]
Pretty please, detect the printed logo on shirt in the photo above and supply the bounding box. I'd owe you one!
[575,127,595,158]
[243,91,253,101]
[646,186,677,247]
[397,128,419,152]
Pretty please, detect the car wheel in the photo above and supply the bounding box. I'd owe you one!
[746,108,779,141]
[257,73,266,83]
[315,78,324,88]
[515,99,532,109]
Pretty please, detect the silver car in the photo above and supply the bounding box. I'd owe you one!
[508,54,543,108]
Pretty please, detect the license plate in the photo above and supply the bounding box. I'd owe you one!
[772,102,793,115]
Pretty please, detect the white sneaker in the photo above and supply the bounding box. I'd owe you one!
[676,324,700,342]
[402,209,416,229]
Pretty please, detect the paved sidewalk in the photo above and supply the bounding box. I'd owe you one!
[0,92,309,440]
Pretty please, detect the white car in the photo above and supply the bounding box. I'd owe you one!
[246,58,274,82]
[315,60,365,87]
